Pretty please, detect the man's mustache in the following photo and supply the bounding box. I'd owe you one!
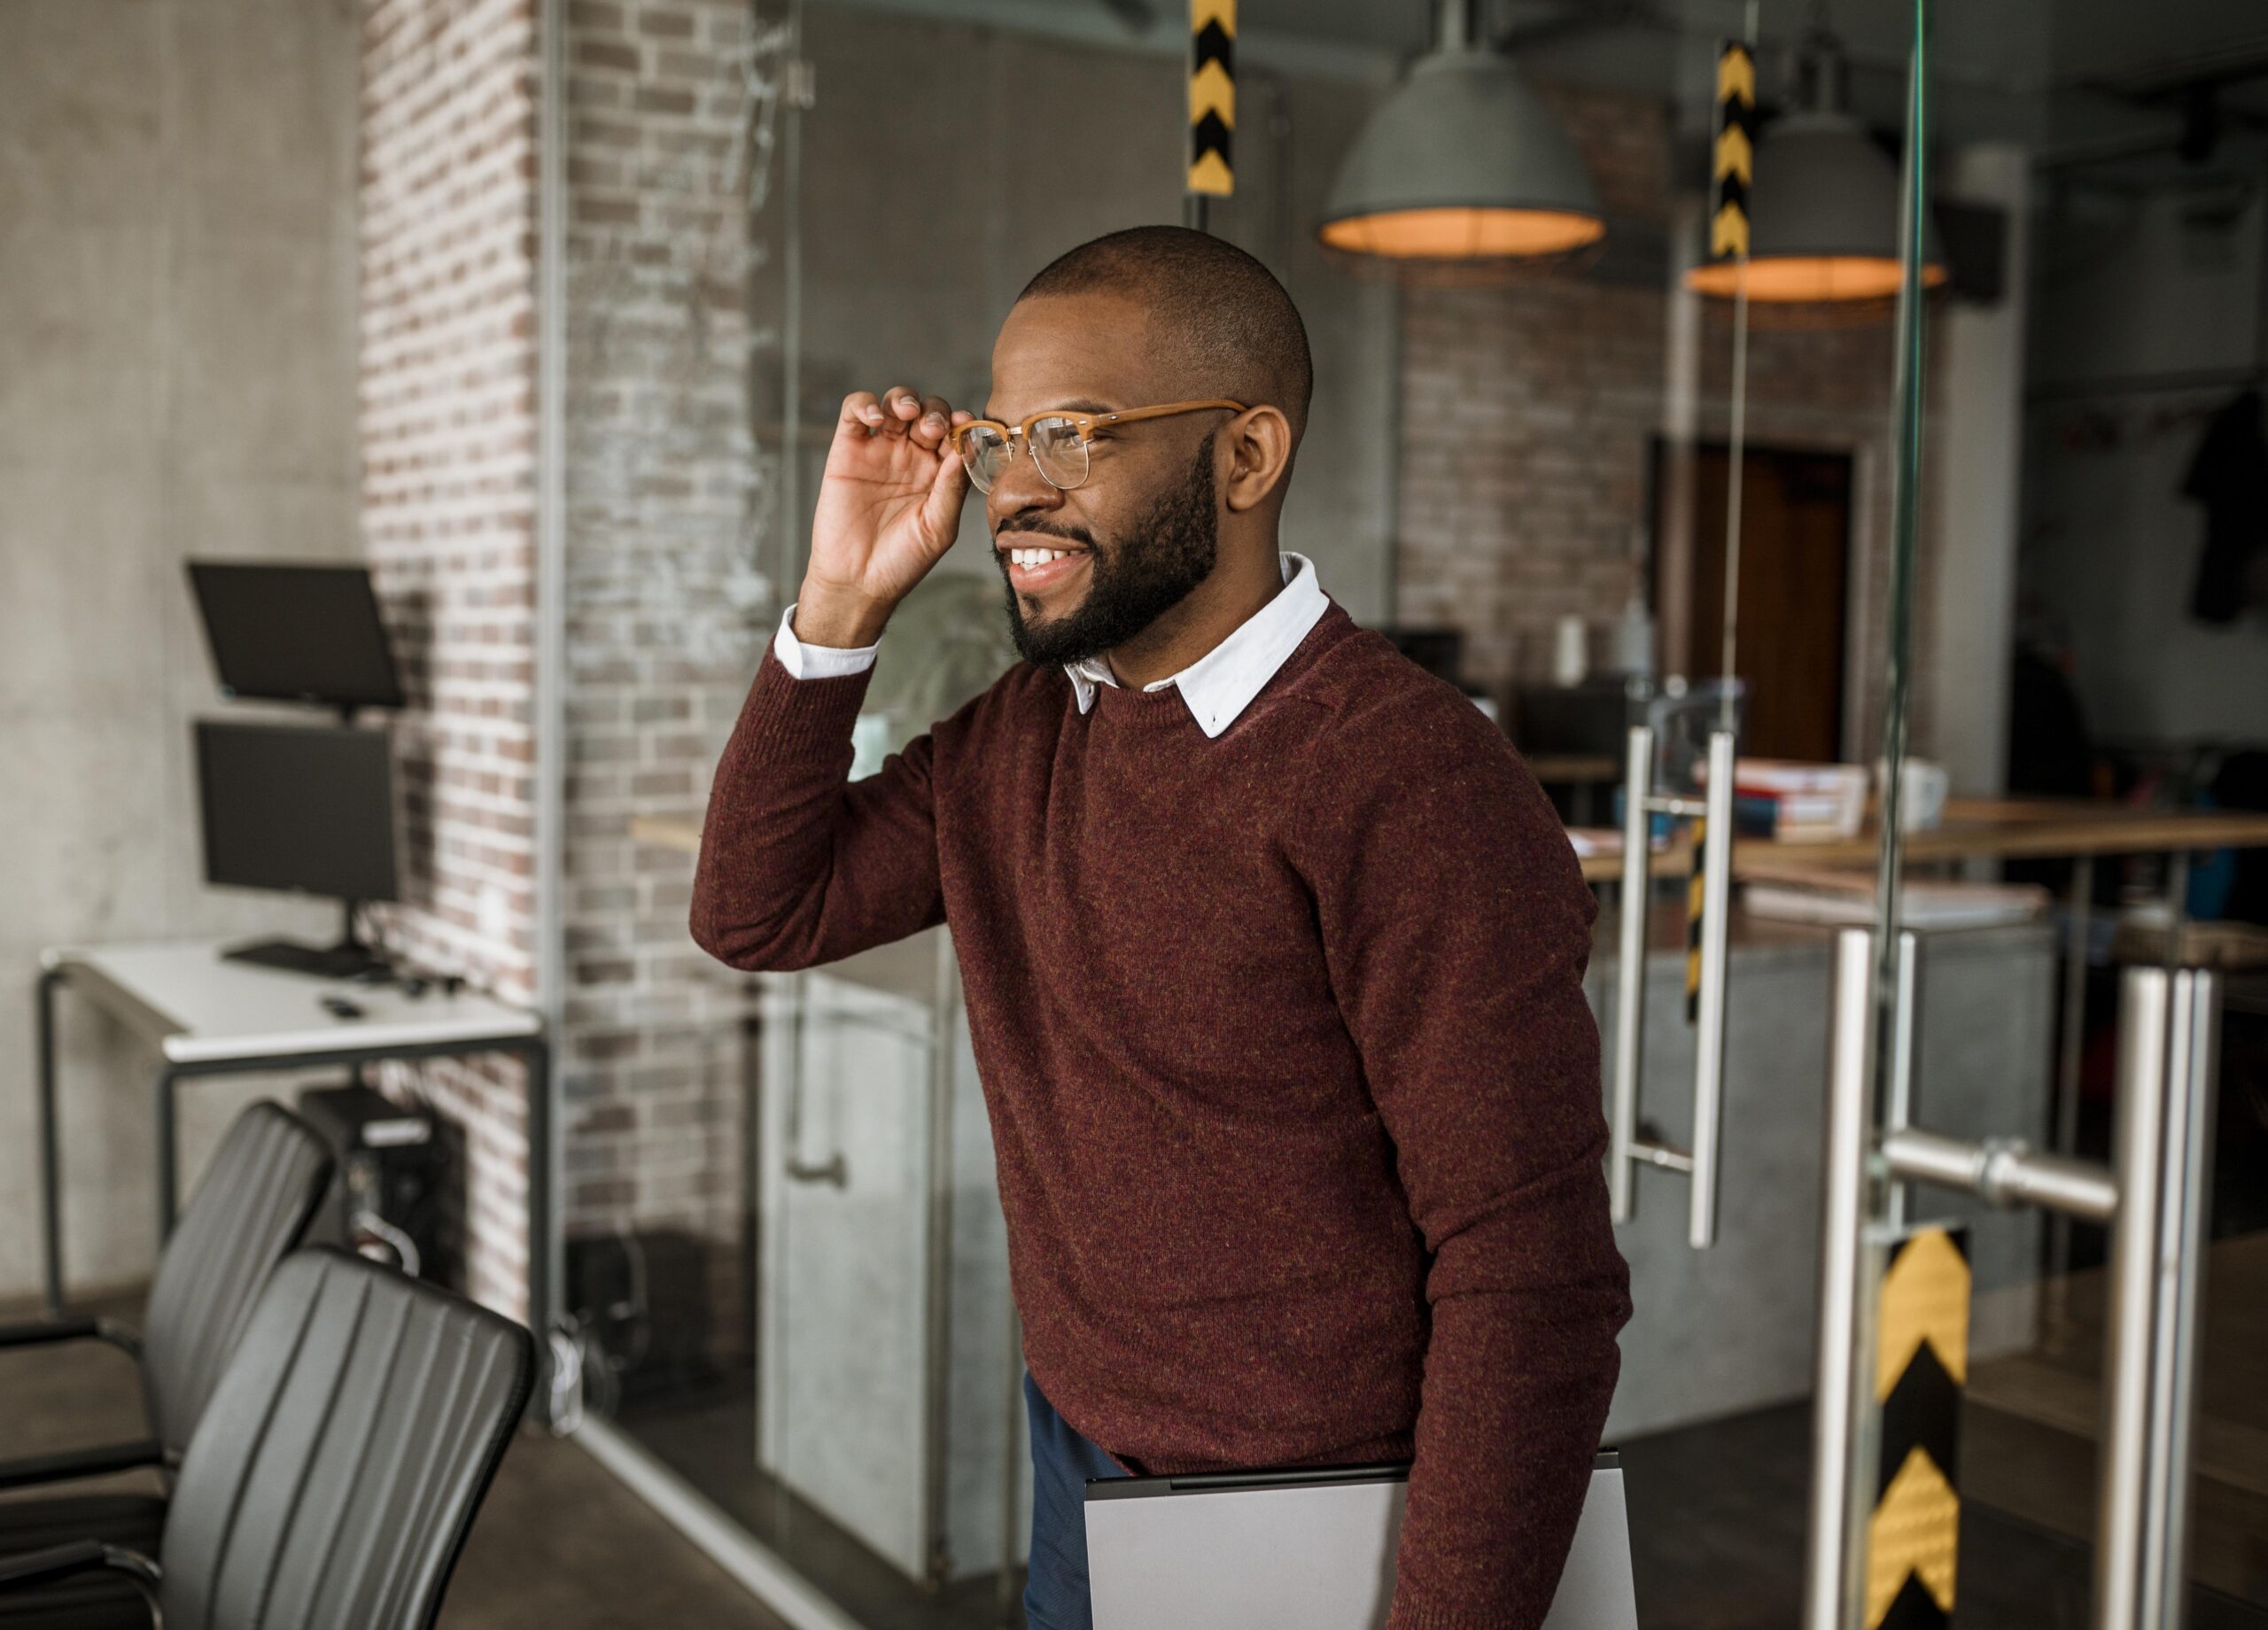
[994,517,1098,549]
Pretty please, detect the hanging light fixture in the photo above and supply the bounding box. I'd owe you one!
[1317,0,1604,268]
[1685,12,1946,304]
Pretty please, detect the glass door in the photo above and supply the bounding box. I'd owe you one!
[1798,1,2267,1626]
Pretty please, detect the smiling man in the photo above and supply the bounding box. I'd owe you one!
[690,226,1629,1630]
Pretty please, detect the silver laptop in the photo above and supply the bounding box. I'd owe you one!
[1085,1452,1635,1630]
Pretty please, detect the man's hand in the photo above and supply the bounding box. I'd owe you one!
[795,385,974,648]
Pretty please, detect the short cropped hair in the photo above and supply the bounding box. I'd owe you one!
[1018,225,1314,443]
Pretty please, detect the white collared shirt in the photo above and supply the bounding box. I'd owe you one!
[773,552,1330,740]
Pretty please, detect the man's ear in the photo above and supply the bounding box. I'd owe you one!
[1220,405,1295,513]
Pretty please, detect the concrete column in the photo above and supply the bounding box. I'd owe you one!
[1927,144,2032,797]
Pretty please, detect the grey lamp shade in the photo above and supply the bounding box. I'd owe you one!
[1318,49,1604,261]
[1687,111,1947,301]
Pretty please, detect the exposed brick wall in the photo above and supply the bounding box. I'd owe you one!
[359,0,542,1321]
[556,0,774,1345]
[1396,78,1941,761]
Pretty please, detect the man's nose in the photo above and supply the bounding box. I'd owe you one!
[988,439,1066,522]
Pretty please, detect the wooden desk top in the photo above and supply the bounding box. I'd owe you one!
[1573,798,2268,883]
[633,802,2268,884]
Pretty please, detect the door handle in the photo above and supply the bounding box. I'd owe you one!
[781,973,850,1188]
[1608,724,1736,1248]
[1806,935,2221,1630]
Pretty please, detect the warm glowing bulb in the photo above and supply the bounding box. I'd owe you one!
[1319,206,1605,260]
[1684,255,1949,303]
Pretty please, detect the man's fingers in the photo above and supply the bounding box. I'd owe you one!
[910,393,954,450]
[841,391,885,433]
[873,385,923,439]
[920,430,973,545]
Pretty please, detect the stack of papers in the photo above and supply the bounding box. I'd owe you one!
[1739,863,2048,929]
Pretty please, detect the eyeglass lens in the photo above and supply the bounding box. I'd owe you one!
[957,417,1091,493]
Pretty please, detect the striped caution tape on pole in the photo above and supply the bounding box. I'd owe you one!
[1709,41,1756,261]
[1187,0,1235,198]
[1867,1225,1969,1630]
[1684,817,1707,1022]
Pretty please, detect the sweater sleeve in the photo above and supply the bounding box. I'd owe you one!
[689,641,945,971]
[1298,687,1631,1630]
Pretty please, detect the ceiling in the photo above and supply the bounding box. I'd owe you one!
[815,0,2268,181]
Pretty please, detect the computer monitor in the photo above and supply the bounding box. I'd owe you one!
[186,561,407,713]
[195,719,400,979]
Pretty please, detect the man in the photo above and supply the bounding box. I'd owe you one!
[692,225,1629,1630]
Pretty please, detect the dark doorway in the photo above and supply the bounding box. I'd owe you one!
[1654,441,1855,764]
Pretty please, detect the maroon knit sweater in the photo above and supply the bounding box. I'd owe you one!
[690,601,1631,1630]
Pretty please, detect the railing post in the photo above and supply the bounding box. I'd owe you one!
[1804,928,1879,1630]
[2097,966,2218,1630]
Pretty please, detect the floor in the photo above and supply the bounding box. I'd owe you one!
[620,1376,1019,1630]
[1619,1400,2268,1630]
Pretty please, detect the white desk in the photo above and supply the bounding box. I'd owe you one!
[33,940,548,1329]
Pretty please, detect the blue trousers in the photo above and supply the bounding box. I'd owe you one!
[1022,1370,1130,1630]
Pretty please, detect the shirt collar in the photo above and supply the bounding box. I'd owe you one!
[1065,552,1329,739]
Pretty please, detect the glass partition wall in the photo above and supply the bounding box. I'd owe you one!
[548,2,2268,1627]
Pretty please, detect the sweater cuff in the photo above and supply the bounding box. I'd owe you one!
[735,638,876,762]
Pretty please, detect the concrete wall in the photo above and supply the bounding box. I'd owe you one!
[0,0,362,1303]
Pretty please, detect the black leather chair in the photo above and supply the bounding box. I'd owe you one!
[0,1101,333,1499]
[0,1248,534,1629]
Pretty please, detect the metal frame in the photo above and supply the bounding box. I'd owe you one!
[1806,928,2221,1630]
[33,966,553,1421]
[751,936,1014,1593]
[1608,723,1736,1247]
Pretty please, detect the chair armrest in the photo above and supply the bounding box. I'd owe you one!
[0,1439,166,1492]
[0,1541,105,1587]
[0,1316,98,1349]
[0,1541,160,1622]
[0,1316,142,1359]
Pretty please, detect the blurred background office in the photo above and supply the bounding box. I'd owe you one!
[3,0,2266,1627]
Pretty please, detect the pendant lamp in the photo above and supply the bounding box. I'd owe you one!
[1317,0,1604,268]
[1685,19,1946,303]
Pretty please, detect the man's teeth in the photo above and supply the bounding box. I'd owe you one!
[1011,547,1074,570]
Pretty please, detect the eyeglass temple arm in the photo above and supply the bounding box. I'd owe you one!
[1091,400,1247,427]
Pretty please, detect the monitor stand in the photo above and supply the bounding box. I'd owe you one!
[221,900,391,982]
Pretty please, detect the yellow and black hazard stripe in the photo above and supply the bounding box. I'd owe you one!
[1708,41,1756,261]
[1187,0,1235,198]
[1868,1225,1969,1630]
[1683,817,1707,1022]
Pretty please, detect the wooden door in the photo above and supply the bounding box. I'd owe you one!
[1659,443,1854,764]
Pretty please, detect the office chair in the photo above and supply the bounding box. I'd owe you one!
[0,1248,534,1629]
[0,1101,333,1499]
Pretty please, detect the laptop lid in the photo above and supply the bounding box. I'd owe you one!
[1084,1453,1634,1630]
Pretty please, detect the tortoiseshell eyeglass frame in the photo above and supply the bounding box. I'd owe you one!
[947,400,1247,492]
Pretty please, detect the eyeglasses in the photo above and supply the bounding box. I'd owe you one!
[948,400,1247,493]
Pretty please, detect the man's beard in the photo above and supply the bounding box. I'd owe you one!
[999,431,1218,670]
